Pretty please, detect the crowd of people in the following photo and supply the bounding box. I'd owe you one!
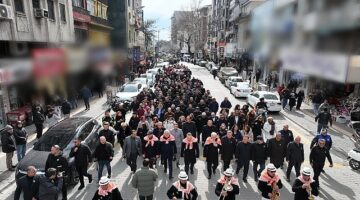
[4,63,335,200]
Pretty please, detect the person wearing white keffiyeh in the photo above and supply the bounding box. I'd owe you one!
[167,171,198,200]
[292,167,319,200]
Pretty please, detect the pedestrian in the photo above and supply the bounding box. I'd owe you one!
[228,110,245,131]
[117,122,131,149]
[212,68,218,79]
[315,108,332,134]
[288,92,296,111]
[267,133,286,169]
[129,112,140,130]
[123,130,142,173]
[204,132,221,179]
[102,110,115,127]
[93,176,123,200]
[182,116,197,138]
[37,168,63,200]
[286,136,304,182]
[279,124,294,148]
[159,130,177,179]
[220,131,237,171]
[220,97,232,113]
[232,124,243,143]
[209,97,219,114]
[262,117,277,142]
[98,121,116,146]
[33,105,45,139]
[94,136,114,180]
[309,138,333,187]
[251,116,264,140]
[153,121,166,138]
[80,85,91,110]
[215,168,240,200]
[292,167,319,200]
[14,166,38,200]
[257,164,283,200]
[296,89,304,110]
[310,128,332,150]
[167,171,198,200]
[311,91,323,116]
[45,145,68,200]
[13,121,27,162]
[251,136,267,182]
[280,87,290,109]
[61,99,71,118]
[235,135,252,182]
[195,112,208,141]
[170,122,184,168]
[181,132,199,175]
[69,138,93,190]
[318,99,330,113]
[131,159,158,200]
[143,131,160,168]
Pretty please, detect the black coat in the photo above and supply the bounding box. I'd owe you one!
[153,128,165,139]
[93,142,114,161]
[286,142,304,163]
[228,116,245,130]
[201,125,218,143]
[257,178,283,199]
[182,122,197,137]
[14,175,39,200]
[167,182,198,200]
[196,116,208,133]
[215,181,239,200]
[98,129,115,145]
[203,140,221,162]
[45,153,68,173]
[33,111,45,125]
[69,144,92,167]
[235,142,252,161]
[280,130,294,147]
[220,137,236,161]
[1,131,16,153]
[61,101,71,115]
[310,145,333,166]
[129,117,140,130]
[292,178,319,200]
[13,127,27,145]
[208,101,219,113]
[181,141,199,163]
[160,140,177,158]
[117,126,131,142]
[267,138,286,167]
[315,111,332,126]
[143,141,160,159]
[251,120,264,139]
[92,187,123,200]
[220,100,232,109]
[216,119,228,129]
[251,142,267,163]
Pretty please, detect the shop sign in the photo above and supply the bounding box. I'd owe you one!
[0,59,32,84]
[32,48,66,80]
[280,48,348,83]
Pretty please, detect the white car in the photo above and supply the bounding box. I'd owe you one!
[155,62,169,68]
[231,82,253,98]
[225,76,244,88]
[247,91,282,112]
[115,82,145,102]
[133,77,149,88]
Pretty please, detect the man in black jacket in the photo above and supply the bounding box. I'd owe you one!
[220,131,237,171]
[94,136,114,181]
[279,125,294,149]
[267,133,286,169]
[69,138,93,190]
[45,145,68,200]
[32,105,45,139]
[228,110,245,130]
[251,136,267,182]
[13,121,27,162]
[315,108,332,133]
[292,167,319,200]
[202,120,218,145]
[309,138,333,187]
[286,136,304,182]
[208,97,219,114]
[235,135,252,182]
[1,125,16,171]
[14,166,38,200]
[98,121,116,146]
[195,112,208,142]
[182,116,197,138]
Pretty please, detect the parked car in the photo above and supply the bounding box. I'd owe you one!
[247,91,282,112]
[116,82,146,102]
[206,61,219,71]
[16,117,101,184]
[218,67,238,84]
[231,82,253,98]
[134,77,149,88]
[199,60,207,67]
[225,76,244,88]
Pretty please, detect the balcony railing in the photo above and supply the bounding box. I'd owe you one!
[91,16,110,27]
[72,6,90,16]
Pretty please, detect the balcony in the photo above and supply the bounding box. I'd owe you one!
[72,6,90,16]
[90,16,111,28]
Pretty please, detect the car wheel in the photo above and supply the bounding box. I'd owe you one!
[349,159,360,170]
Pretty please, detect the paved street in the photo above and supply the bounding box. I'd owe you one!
[1,63,360,200]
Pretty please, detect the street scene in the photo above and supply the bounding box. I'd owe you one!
[1,0,360,200]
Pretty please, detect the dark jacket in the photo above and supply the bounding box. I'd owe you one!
[37,175,63,200]
[159,140,177,158]
[143,140,160,159]
[182,121,197,137]
[33,111,45,124]
[220,100,232,109]
[279,129,294,147]
[1,131,16,153]
[235,142,252,161]
[203,139,221,162]
[80,86,91,100]
[310,145,333,166]
[315,111,332,126]
[61,101,71,115]
[292,178,319,200]
[310,133,332,150]
[102,116,115,127]
[45,153,68,173]
[181,140,199,163]
[251,120,264,139]
[129,116,140,130]
[228,115,246,130]
[201,125,218,143]
[215,181,239,200]
[117,126,131,142]
[69,144,92,167]
[98,129,115,145]
[257,178,282,199]
[251,142,267,163]
[208,101,219,113]
[216,119,228,130]
[154,108,165,121]
[267,138,286,167]
[286,142,304,163]
[13,127,27,145]
[220,136,237,161]
[92,187,123,200]
[93,142,114,161]
[14,175,39,200]
[195,116,208,133]
[123,136,142,158]
[167,181,198,200]
[153,127,165,139]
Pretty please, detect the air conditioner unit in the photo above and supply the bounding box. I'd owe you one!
[0,3,13,20]
[34,8,49,18]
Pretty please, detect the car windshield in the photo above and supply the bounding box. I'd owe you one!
[233,78,243,82]
[238,84,250,89]
[120,85,138,92]
[33,133,74,151]
[264,94,279,100]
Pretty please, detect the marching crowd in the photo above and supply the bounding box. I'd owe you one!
[3,63,335,200]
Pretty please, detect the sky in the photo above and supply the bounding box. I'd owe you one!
[143,0,212,41]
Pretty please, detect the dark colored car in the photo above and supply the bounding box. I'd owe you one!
[16,117,101,185]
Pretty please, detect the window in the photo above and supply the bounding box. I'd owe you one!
[47,0,55,20]
[94,0,97,16]
[60,3,66,22]
[72,0,84,7]
[78,122,95,140]
[87,0,95,15]
[14,0,25,13]
[32,0,40,9]
[97,2,101,17]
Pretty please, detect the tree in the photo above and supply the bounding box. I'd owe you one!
[142,19,157,51]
